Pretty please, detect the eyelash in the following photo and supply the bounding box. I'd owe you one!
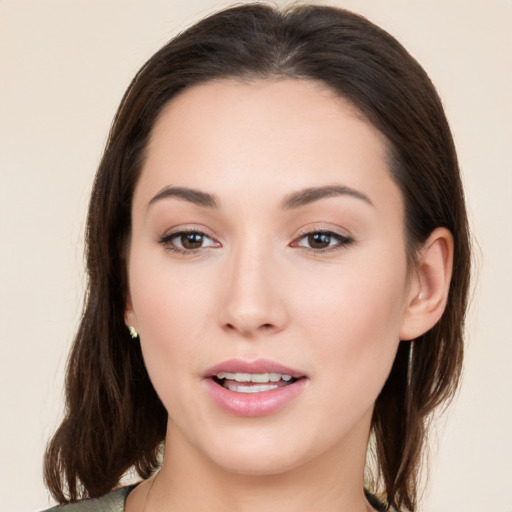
[291,229,354,253]
[157,228,354,255]
[157,229,219,255]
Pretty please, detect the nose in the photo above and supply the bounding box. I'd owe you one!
[219,243,288,337]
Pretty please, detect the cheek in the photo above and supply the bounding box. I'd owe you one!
[127,253,216,399]
[293,251,408,393]
[129,247,214,334]
[296,258,407,336]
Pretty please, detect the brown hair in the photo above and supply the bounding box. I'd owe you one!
[44,4,470,510]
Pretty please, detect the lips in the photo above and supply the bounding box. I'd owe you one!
[203,359,306,379]
[202,359,307,417]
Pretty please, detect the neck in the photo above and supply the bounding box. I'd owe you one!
[141,418,375,512]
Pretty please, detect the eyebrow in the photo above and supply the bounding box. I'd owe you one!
[147,184,373,211]
[282,185,374,209]
[147,186,219,209]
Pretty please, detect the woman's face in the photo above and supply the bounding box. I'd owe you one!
[126,79,415,476]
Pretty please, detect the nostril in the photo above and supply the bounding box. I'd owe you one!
[223,322,276,335]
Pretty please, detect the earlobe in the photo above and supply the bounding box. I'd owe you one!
[400,227,454,341]
[124,294,139,333]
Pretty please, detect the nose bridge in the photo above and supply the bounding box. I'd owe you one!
[220,233,285,335]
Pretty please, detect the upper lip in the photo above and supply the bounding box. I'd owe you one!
[203,358,307,379]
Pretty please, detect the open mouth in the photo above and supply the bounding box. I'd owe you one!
[203,360,307,416]
[213,372,298,393]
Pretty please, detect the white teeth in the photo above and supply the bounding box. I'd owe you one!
[216,372,294,383]
[224,382,279,393]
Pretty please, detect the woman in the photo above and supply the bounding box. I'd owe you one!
[43,3,470,511]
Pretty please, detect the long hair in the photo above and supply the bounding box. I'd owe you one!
[44,4,470,510]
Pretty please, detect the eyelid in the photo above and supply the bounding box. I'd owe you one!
[292,223,353,240]
[158,223,219,239]
[156,225,222,254]
[290,224,354,252]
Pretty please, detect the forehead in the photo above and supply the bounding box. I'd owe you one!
[137,78,401,215]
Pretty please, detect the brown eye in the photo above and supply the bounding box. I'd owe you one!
[180,232,205,249]
[158,230,219,253]
[307,233,333,249]
[292,230,353,252]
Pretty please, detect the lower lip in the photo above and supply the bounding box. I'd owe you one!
[204,378,307,417]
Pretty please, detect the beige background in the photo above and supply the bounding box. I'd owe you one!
[1,1,511,511]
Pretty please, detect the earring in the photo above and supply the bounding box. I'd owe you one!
[407,340,414,387]
[128,326,139,339]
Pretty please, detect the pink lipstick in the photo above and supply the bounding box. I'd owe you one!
[202,358,307,417]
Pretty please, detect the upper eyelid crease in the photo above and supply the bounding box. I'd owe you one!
[159,229,216,242]
[295,231,353,244]
[157,230,219,253]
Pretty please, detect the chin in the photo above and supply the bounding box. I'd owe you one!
[209,447,306,477]
[189,422,311,476]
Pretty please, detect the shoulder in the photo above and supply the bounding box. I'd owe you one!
[41,486,135,512]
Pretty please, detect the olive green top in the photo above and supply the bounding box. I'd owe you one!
[42,484,390,511]
[42,486,134,512]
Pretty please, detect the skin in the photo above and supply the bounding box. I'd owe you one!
[124,79,453,512]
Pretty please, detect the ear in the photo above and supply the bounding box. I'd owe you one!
[400,227,454,341]
[124,294,139,331]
